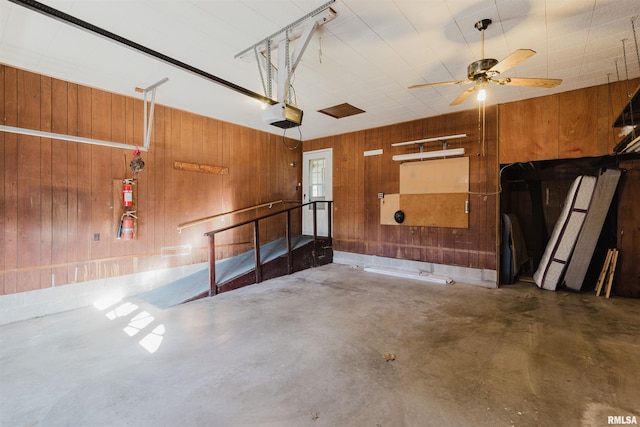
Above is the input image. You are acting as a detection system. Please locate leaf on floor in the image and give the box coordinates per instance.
[383,353,396,361]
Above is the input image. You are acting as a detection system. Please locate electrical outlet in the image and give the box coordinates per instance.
[378,193,384,199]
[93,233,100,242]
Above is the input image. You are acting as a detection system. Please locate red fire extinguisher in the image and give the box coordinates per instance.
[117,212,137,240]
[122,179,134,207]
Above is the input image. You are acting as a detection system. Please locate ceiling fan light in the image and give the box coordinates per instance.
[477,88,487,101]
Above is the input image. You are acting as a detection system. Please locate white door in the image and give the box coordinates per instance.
[302,148,333,236]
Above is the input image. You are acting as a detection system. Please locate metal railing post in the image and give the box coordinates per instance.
[312,202,318,267]
[327,201,333,245]
[286,210,293,274]
[253,220,262,283]
[312,201,318,240]
[209,234,216,296]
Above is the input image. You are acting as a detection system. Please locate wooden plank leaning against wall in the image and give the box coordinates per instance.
[0,64,302,296]
[303,105,499,272]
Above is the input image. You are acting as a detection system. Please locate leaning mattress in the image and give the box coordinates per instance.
[564,169,621,291]
[533,175,596,291]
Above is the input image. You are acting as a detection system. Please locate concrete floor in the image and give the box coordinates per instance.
[1,264,638,427]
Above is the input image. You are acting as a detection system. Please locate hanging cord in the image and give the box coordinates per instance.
[607,73,613,120]
[477,99,482,155]
[281,127,301,151]
[607,73,622,165]
[608,73,618,142]
[482,98,486,157]
[633,17,640,76]
[467,162,520,196]
[622,38,632,101]
[615,60,627,129]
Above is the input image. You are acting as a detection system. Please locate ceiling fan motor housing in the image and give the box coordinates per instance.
[467,58,498,80]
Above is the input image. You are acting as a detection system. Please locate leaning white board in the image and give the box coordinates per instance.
[564,169,621,291]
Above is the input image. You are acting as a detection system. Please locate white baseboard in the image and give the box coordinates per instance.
[333,251,497,289]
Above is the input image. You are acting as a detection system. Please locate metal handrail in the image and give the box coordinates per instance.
[178,199,301,232]
[205,201,332,296]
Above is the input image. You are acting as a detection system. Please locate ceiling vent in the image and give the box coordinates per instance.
[318,103,365,119]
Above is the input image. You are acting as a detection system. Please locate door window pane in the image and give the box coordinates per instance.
[308,158,326,210]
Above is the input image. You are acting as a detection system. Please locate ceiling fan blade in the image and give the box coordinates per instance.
[408,80,469,89]
[488,49,536,75]
[497,77,562,88]
[450,86,477,106]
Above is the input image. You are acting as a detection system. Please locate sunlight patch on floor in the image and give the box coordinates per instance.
[93,297,165,354]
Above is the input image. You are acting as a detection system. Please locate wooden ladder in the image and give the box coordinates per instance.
[595,248,619,299]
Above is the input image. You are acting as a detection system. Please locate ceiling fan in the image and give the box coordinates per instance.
[409,18,562,105]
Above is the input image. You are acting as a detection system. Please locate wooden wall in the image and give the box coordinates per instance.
[0,65,301,295]
[304,106,499,271]
[499,78,640,163]
[3,63,636,297]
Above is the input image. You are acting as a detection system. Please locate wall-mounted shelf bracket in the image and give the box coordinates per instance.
[391,133,467,161]
[136,77,168,150]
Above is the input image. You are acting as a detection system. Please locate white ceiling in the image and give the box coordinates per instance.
[1,0,639,140]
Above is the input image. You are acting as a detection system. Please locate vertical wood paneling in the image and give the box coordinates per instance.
[66,83,79,283]
[76,85,93,281]
[110,93,127,266]
[191,115,207,242]
[500,78,640,164]
[90,89,112,263]
[122,95,136,270]
[597,83,615,154]
[0,66,6,292]
[16,69,42,291]
[143,105,158,270]
[331,134,357,244]
[499,95,559,163]
[225,122,250,249]
[152,106,168,267]
[40,76,53,288]
[130,98,146,260]
[176,110,194,248]
[51,79,69,285]
[161,106,175,264]
[0,67,3,291]
[559,87,598,158]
